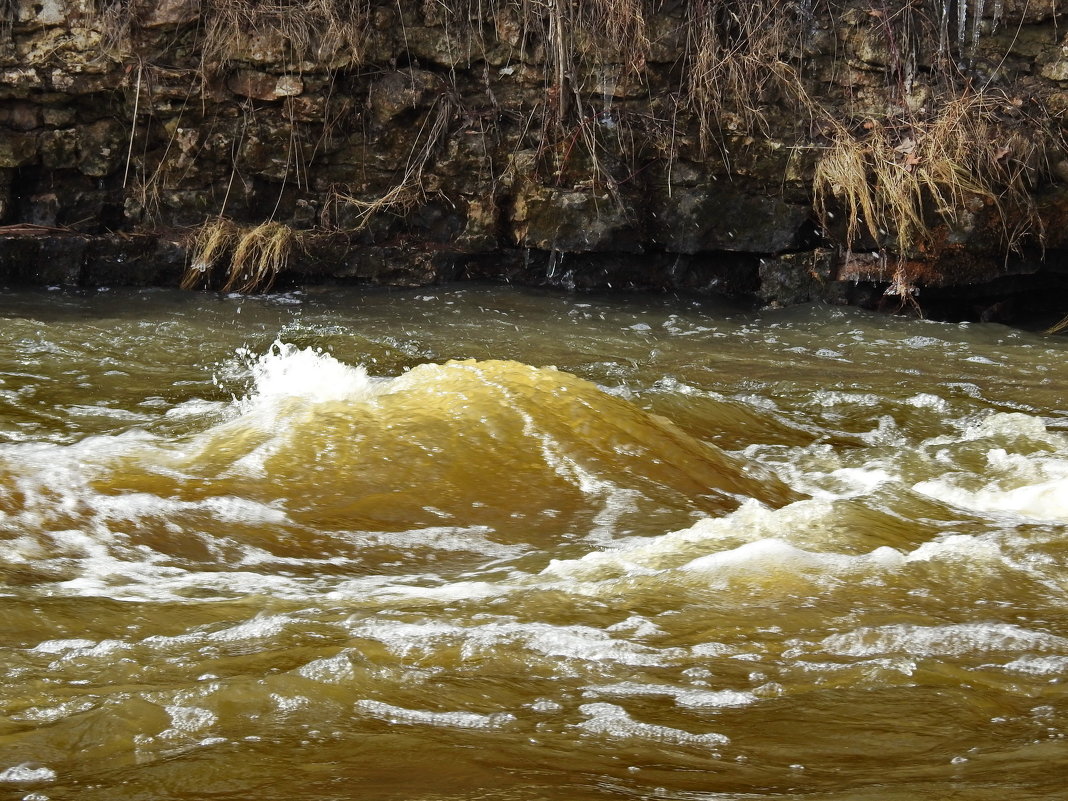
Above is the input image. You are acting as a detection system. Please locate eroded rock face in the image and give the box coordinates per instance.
[0,0,1065,316]
[511,183,643,253]
[228,70,305,101]
[651,187,809,255]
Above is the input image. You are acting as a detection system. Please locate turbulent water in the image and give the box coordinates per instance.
[1,284,1067,801]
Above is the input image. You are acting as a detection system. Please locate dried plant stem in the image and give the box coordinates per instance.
[182,219,297,293]
[334,96,455,226]
[222,222,296,293]
[1044,314,1068,335]
[812,89,1039,258]
[181,218,239,290]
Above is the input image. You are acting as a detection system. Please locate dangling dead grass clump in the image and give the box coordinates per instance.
[331,95,455,227]
[687,0,802,150]
[181,218,239,290]
[182,219,297,293]
[92,0,372,70]
[198,0,372,71]
[813,91,1041,258]
[223,222,296,293]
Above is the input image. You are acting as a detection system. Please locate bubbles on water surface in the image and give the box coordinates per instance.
[0,764,57,783]
[576,702,729,748]
[3,290,1068,799]
[355,700,515,730]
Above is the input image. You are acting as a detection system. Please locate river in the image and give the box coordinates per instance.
[1,284,1066,800]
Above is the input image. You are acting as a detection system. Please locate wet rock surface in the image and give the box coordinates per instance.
[0,0,1066,323]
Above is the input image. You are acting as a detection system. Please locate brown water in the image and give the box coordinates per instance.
[1,284,1067,801]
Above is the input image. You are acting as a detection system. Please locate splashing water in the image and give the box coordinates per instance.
[1,285,1067,801]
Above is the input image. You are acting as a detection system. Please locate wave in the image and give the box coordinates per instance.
[99,346,795,530]
[0,344,794,597]
[4,343,1066,604]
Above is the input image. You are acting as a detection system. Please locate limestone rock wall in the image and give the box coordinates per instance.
[1,0,1067,316]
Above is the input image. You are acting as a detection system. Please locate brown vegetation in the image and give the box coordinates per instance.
[82,0,1064,293]
[813,90,1047,259]
[182,220,297,293]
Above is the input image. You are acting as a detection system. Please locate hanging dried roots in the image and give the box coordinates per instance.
[182,220,297,293]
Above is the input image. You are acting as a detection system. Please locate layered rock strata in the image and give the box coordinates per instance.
[2,0,1068,320]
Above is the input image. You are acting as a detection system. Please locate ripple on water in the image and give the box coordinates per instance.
[2,287,1068,800]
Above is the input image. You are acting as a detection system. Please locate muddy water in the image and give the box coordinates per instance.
[1,284,1066,800]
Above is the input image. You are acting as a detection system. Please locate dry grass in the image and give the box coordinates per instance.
[813,130,882,249]
[884,264,922,315]
[1044,314,1068,335]
[813,91,1043,258]
[332,95,455,227]
[180,218,239,290]
[182,219,297,293]
[223,222,297,293]
[88,0,1058,275]
[577,0,650,74]
[686,0,802,150]
[198,0,371,70]
[92,0,370,69]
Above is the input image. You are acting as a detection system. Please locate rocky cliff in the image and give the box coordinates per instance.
[2,0,1067,321]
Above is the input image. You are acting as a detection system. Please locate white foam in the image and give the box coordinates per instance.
[906,393,949,411]
[539,499,909,589]
[370,580,507,603]
[675,689,758,709]
[810,390,881,407]
[792,656,918,677]
[205,614,290,643]
[43,639,129,667]
[163,705,217,735]
[682,538,904,576]
[30,638,97,655]
[355,699,514,730]
[529,698,563,712]
[240,342,378,407]
[345,620,464,658]
[904,412,1068,521]
[539,499,779,579]
[271,693,312,714]
[901,336,948,349]
[347,619,671,668]
[690,642,738,658]
[962,412,1056,442]
[163,398,227,420]
[814,348,847,361]
[465,622,672,666]
[93,492,290,527]
[0,764,56,783]
[905,533,1004,563]
[859,415,906,446]
[296,653,357,684]
[12,698,98,724]
[585,681,756,709]
[915,474,1068,522]
[1000,655,1068,675]
[576,703,729,747]
[60,404,155,424]
[348,526,521,559]
[606,616,664,638]
[819,466,896,497]
[819,622,1068,658]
